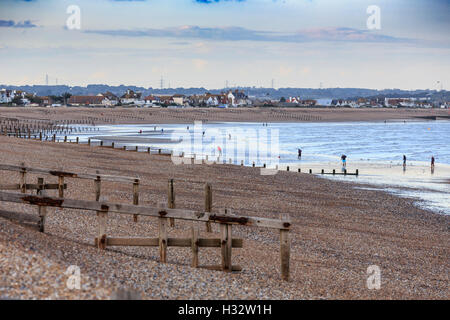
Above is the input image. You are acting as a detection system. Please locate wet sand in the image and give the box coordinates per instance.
[1,107,449,124]
[0,135,449,300]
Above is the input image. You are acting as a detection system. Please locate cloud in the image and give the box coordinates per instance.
[0,20,37,28]
[84,25,407,44]
[195,0,246,3]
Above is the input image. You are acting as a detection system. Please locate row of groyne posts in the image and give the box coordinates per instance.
[0,118,174,155]
[0,118,359,174]
[0,118,100,141]
[0,163,292,281]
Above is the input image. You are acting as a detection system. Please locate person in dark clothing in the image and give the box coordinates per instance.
[403,155,407,168]
[431,156,435,170]
[341,154,347,167]
[298,148,302,159]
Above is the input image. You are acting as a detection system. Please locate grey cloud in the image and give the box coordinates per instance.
[83,25,407,43]
[0,19,37,28]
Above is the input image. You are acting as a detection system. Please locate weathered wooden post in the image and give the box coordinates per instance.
[96,196,108,250]
[76,137,79,144]
[333,169,336,175]
[298,168,301,173]
[191,223,199,268]
[37,177,47,233]
[287,166,289,171]
[204,183,213,233]
[94,175,101,201]
[168,179,175,227]
[158,202,168,263]
[132,179,139,222]
[88,138,91,146]
[64,136,67,142]
[356,169,359,176]
[20,163,27,194]
[58,175,64,198]
[321,169,324,174]
[309,169,312,174]
[220,208,232,272]
[280,213,290,281]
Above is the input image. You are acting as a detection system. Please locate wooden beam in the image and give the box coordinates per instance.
[96,237,243,248]
[133,178,139,222]
[0,164,138,183]
[0,183,68,191]
[94,176,101,202]
[168,179,175,227]
[220,209,232,272]
[204,183,212,233]
[96,207,108,250]
[191,224,199,268]
[0,191,290,229]
[20,163,26,194]
[158,202,168,263]
[199,265,242,272]
[280,213,290,281]
[58,176,64,198]
[37,178,47,232]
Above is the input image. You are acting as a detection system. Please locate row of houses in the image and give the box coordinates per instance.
[65,89,251,108]
[2,88,448,108]
[283,96,439,108]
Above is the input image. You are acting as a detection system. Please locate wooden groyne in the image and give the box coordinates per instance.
[0,164,292,281]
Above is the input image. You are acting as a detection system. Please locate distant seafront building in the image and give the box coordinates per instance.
[120,89,143,105]
[0,89,15,103]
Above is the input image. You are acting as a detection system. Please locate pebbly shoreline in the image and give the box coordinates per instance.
[0,134,449,300]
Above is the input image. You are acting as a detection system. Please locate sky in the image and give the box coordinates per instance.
[0,0,449,90]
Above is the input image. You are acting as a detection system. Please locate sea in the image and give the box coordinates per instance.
[64,120,450,215]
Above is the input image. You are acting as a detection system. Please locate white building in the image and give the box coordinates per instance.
[0,89,15,103]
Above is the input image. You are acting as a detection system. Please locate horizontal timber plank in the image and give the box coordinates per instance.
[97,237,243,248]
[0,164,137,183]
[0,191,289,229]
[199,265,242,272]
[0,184,67,191]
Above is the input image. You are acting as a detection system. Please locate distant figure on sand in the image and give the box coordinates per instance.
[218,146,222,157]
[298,148,302,159]
[341,154,347,167]
[403,155,407,168]
[431,156,435,170]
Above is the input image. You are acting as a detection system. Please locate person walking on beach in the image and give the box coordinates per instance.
[341,154,347,168]
[298,148,302,159]
[403,155,407,168]
[431,156,435,170]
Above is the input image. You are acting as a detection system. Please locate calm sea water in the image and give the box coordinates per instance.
[66,120,450,215]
